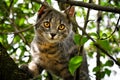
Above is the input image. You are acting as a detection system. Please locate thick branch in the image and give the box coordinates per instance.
[0,43,30,80]
[56,0,120,14]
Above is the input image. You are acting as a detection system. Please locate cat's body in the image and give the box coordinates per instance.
[20,5,89,80]
[27,6,77,80]
[30,32,76,80]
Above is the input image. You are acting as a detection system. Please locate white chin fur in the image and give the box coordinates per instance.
[44,34,61,43]
[44,34,60,43]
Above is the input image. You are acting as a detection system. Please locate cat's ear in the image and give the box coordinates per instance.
[37,5,46,19]
[65,6,75,17]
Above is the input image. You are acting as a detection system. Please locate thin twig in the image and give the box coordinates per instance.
[7,14,30,46]
[101,14,120,40]
[0,25,33,34]
[83,2,91,31]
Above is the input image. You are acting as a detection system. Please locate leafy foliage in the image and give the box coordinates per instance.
[69,56,83,75]
[74,34,88,45]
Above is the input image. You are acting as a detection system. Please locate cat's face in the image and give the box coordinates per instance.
[35,10,72,43]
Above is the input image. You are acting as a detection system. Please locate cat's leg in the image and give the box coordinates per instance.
[20,61,43,78]
[63,76,74,80]
[28,61,41,77]
[60,68,74,80]
[20,64,33,78]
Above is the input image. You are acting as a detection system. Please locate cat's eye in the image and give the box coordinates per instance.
[44,21,50,28]
[58,24,65,30]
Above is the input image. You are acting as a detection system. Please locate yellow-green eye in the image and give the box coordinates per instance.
[58,24,65,30]
[44,22,50,28]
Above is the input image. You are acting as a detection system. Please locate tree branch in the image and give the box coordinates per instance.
[56,0,120,14]
[0,43,30,80]
[0,25,33,35]
[94,43,120,66]
[96,1,102,79]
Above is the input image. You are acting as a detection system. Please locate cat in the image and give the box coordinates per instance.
[20,4,89,80]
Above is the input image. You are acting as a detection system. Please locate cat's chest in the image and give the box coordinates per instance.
[39,45,69,74]
[31,42,68,69]
[39,43,67,62]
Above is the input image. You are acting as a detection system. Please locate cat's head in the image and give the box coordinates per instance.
[35,5,75,43]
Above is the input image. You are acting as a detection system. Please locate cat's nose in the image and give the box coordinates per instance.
[50,33,56,38]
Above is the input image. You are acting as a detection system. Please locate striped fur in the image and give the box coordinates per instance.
[28,6,78,80]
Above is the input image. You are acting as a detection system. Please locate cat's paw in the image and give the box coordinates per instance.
[19,64,33,78]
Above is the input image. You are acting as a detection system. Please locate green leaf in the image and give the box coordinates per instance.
[0,36,3,43]
[88,51,94,58]
[104,60,114,67]
[19,18,25,26]
[89,32,98,38]
[74,34,81,45]
[101,33,107,39]
[69,56,83,75]
[74,34,88,45]
[104,68,111,76]
[47,0,52,4]
[100,71,106,78]
[81,36,88,45]
[101,1,109,6]
[97,40,111,51]
[117,58,120,64]
[14,35,20,43]
[93,66,100,72]
[76,11,81,17]
[34,3,40,11]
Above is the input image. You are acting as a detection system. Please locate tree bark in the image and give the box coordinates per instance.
[0,43,30,80]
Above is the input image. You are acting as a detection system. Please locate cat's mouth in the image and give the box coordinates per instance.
[44,33,61,43]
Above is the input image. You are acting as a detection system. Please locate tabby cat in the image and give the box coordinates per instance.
[20,5,88,80]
